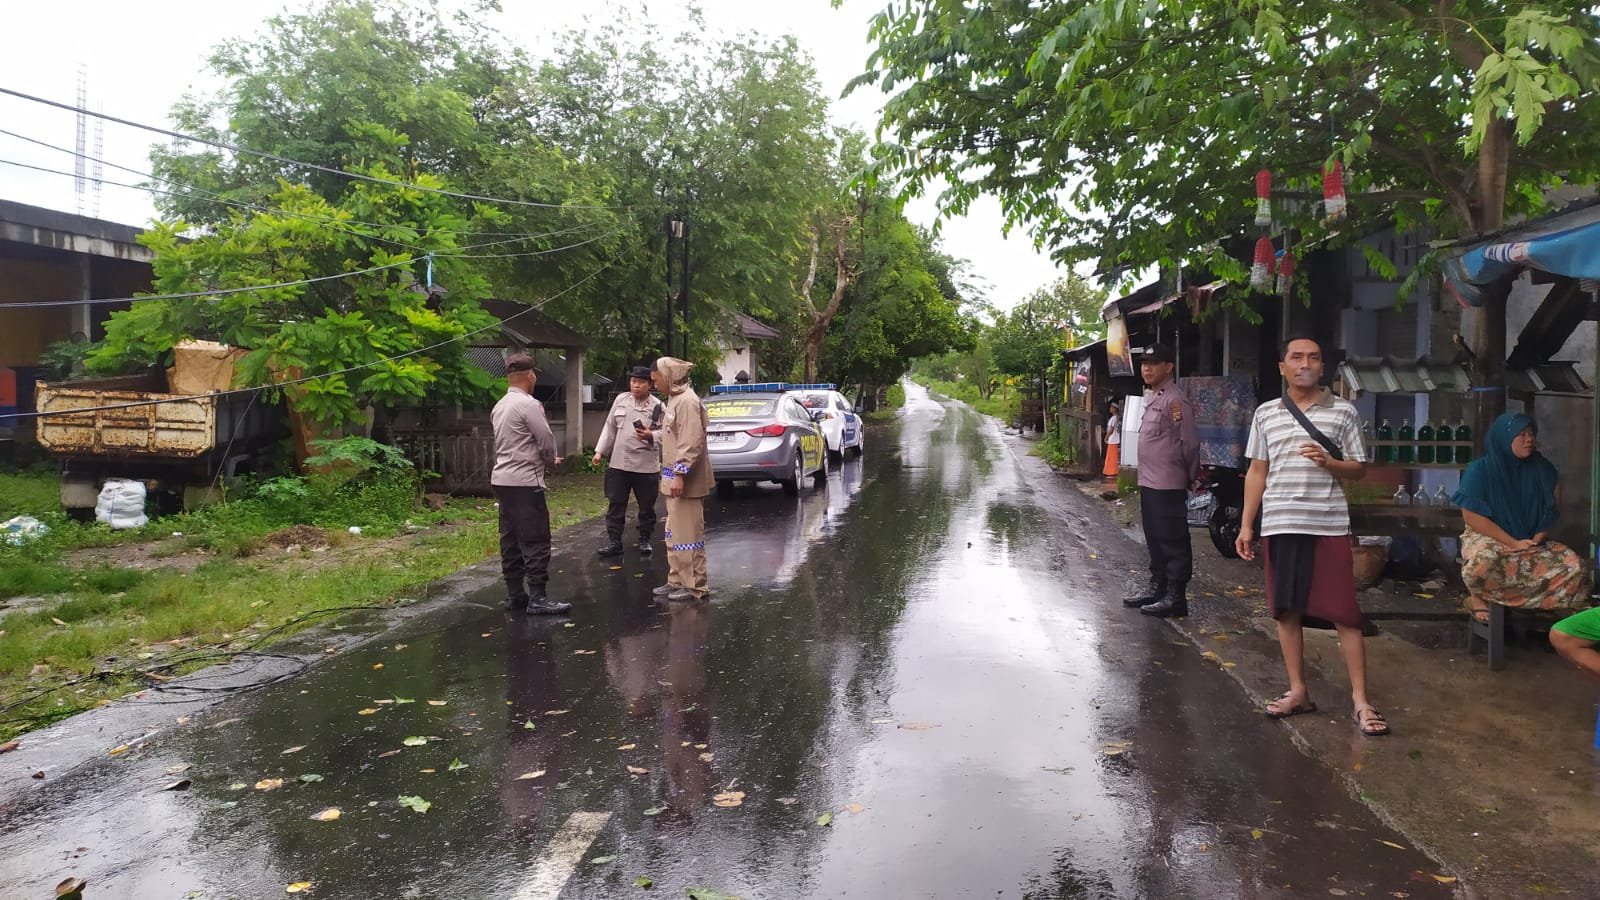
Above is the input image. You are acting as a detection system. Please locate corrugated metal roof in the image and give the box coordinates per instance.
[1338,356,1588,395]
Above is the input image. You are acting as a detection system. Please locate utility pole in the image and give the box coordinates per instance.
[662,210,691,359]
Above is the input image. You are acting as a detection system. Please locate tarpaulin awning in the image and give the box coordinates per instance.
[1442,200,1600,306]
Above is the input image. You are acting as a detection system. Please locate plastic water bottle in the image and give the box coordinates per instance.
[1412,486,1431,507]
[1392,485,1411,506]
[1433,485,1452,508]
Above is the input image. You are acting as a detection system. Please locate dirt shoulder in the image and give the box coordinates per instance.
[1005,432,1600,900]
[0,473,606,742]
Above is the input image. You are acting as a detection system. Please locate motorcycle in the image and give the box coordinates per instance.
[1188,465,1249,558]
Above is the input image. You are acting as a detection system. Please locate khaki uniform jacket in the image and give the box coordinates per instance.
[660,389,714,498]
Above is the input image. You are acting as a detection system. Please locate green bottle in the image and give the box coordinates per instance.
[1397,418,1415,464]
[1376,418,1394,463]
[1417,421,1435,464]
[1454,421,1473,464]
[1436,420,1454,465]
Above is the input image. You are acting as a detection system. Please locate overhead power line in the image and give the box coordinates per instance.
[0,84,628,212]
[9,259,618,420]
[0,228,623,309]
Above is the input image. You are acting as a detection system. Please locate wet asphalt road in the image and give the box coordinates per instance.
[0,384,1456,899]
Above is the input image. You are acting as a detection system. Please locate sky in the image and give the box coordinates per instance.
[0,0,1064,309]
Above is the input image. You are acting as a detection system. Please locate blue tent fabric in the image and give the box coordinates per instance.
[1443,204,1600,306]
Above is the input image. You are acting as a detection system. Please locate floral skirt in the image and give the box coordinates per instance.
[1459,529,1589,611]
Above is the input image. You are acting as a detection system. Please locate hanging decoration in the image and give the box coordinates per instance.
[1250,236,1275,292]
[1254,169,1273,227]
[1323,159,1347,223]
[1276,249,1297,296]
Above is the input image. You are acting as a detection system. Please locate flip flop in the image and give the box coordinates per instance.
[1265,692,1317,719]
[1467,600,1492,624]
[1354,704,1391,737]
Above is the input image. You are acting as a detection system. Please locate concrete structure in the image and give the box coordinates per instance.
[713,313,779,384]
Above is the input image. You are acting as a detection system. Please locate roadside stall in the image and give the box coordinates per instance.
[1435,199,1600,668]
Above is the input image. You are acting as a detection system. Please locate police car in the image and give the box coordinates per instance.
[705,382,830,496]
[791,387,865,460]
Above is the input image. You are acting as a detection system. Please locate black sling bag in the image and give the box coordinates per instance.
[1281,398,1344,461]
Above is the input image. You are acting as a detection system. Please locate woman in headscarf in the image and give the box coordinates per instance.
[650,357,714,601]
[1453,411,1589,623]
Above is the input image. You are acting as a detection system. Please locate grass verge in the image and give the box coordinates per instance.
[0,470,606,740]
[913,377,1019,422]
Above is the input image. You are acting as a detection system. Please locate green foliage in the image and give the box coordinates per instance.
[38,340,93,382]
[856,1,1600,291]
[988,276,1104,379]
[885,382,907,410]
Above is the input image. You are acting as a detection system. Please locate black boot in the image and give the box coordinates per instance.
[525,589,573,616]
[504,593,529,612]
[637,539,653,557]
[1140,586,1188,619]
[596,540,625,558]
[1122,578,1166,608]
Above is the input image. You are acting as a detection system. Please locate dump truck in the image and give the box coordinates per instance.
[35,371,283,517]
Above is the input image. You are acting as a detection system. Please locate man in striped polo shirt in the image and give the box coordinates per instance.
[1236,335,1389,737]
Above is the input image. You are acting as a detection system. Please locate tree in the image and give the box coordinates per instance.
[987,276,1105,379]
[88,174,499,435]
[855,1,1600,423]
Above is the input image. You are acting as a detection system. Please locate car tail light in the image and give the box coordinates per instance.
[746,424,785,437]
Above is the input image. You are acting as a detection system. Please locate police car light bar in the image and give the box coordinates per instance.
[708,382,837,395]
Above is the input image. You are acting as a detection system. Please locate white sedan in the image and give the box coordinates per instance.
[793,389,866,460]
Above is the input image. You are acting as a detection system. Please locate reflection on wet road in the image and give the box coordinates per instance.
[0,384,1452,898]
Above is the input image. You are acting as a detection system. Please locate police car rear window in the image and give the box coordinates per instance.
[797,395,829,408]
[706,398,775,419]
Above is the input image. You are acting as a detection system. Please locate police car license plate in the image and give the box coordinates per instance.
[708,432,735,444]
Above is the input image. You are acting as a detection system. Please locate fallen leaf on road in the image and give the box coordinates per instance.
[282,745,306,755]
[545,709,569,716]
[844,803,866,814]
[427,700,447,707]
[634,875,655,888]
[420,768,436,774]
[300,774,323,783]
[523,720,537,730]
[699,752,715,763]
[685,887,740,900]
[31,770,45,779]
[394,643,407,651]
[1250,828,1264,840]
[1430,875,1457,884]
[358,708,379,716]
[869,718,894,725]
[627,765,650,775]
[228,782,248,791]
[712,791,745,808]
[0,740,19,753]
[397,795,431,814]
[378,750,402,758]
[255,778,285,791]
[108,744,130,756]
[694,743,708,750]
[897,722,940,731]
[1329,890,1348,897]
[403,736,428,746]
[372,663,384,670]
[1223,662,1238,669]
[775,797,797,806]
[609,566,623,571]
[1414,593,1435,600]
[816,812,833,827]
[448,758,468,772]
[1378,840,1406,850]
[374,699,395,705]
[55,877,87,899]
[642,805,666,815]
[162,779,192,792]
[51,617,67,626]
[514,770,546,780]
[393,696,415,705]
[284,882,312,893]
[166,763,191,774]
[617,743,637,751]
[574,649,597,655]
[311,807,341,822]
[588,855,616,865]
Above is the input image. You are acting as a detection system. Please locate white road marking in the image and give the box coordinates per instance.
[508,811,613,900]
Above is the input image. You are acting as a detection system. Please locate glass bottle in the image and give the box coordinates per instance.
[1436,420,1454,465]
[1376,418,1394,463]
[1433,484,1452,508]
[1392,484,1411,506]
[1454,421,1473,464]
[1412,486,1431,507]
[1397,418,1415,464]
[1417,421,1435,464]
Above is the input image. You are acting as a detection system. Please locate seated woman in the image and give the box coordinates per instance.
[1453,412,1589,622]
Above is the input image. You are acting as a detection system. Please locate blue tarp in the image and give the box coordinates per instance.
[1443,203,1600,306]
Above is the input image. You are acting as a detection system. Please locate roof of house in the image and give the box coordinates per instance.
[478,299,588,348]
[736,312,780,341]
[0,198,153,262]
